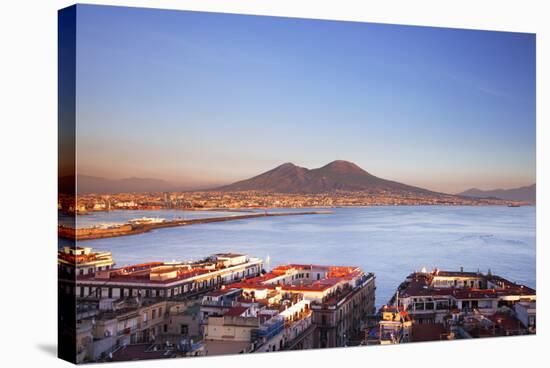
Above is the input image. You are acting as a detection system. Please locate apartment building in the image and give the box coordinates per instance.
[73,253,263,301]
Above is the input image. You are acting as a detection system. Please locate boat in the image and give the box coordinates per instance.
[128,217,167,225]
[507,203,521,208]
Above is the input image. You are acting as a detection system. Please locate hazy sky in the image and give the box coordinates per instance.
[75,5,535,193]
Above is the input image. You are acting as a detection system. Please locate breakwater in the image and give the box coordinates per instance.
[59,211,331,241]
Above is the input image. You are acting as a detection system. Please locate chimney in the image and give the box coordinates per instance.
[460,266,464,273]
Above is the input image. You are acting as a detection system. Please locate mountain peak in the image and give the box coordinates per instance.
[276,162,297,169]
[327,160,354,165]
[320,160,366,174]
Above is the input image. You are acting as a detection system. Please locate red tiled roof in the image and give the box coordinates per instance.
[399,271,536,299]
[224,306,249,317]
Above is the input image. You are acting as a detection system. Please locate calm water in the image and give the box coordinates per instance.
[64,206,536,306]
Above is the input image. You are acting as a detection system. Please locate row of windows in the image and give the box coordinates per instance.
[144,306,163,322]
[77,265,111,275]
[77,265,260,299]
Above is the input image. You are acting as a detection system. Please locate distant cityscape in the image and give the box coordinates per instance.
[59,247,536,362]
[59,189,527,216]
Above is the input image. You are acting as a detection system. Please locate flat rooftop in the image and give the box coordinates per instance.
[398,269,535,299]
[77,254,258,285]
[110,344,176,361]
[412,323,448,342]
[214,253,245,258]
[228,264,369,295]
[203,340,251,355]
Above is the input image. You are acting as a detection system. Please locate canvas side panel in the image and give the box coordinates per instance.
[58,4,77,364]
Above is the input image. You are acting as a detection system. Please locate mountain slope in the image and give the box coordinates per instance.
[458,184,536,203]
[214,160,437,194]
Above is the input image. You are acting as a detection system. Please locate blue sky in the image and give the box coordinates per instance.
[75,5,535,193]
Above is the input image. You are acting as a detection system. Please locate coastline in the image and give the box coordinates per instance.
[59,210,332,241]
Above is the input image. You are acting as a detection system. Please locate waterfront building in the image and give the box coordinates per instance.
[74,253,263,301]
[367,268,536,344]
[393,268,536,324]
[58,246,114,276]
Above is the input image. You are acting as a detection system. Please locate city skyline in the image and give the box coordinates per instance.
[75,5,535,193]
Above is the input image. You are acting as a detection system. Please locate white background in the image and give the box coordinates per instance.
[0,0,547,367]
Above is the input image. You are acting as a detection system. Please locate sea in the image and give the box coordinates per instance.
[59,206,536,307]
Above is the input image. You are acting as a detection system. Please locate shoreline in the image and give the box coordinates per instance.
[65,202,534,216]
[59,210,332,241]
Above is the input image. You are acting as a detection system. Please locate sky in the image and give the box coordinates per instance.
[74,5,536,193]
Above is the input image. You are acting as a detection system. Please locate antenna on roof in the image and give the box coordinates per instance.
[396,291,399,307]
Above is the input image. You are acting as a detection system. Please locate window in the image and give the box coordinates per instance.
[181,324,188,335]
[163,324,168,333]
[152,309,156,319]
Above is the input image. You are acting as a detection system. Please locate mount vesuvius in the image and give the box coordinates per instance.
[214,160,437,194]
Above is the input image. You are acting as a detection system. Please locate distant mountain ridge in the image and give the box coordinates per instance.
[458,184,536,203]
[214,160,438,194]
[60,175,183,194]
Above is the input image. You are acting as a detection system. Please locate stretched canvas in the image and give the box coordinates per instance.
[58,4,536,364]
